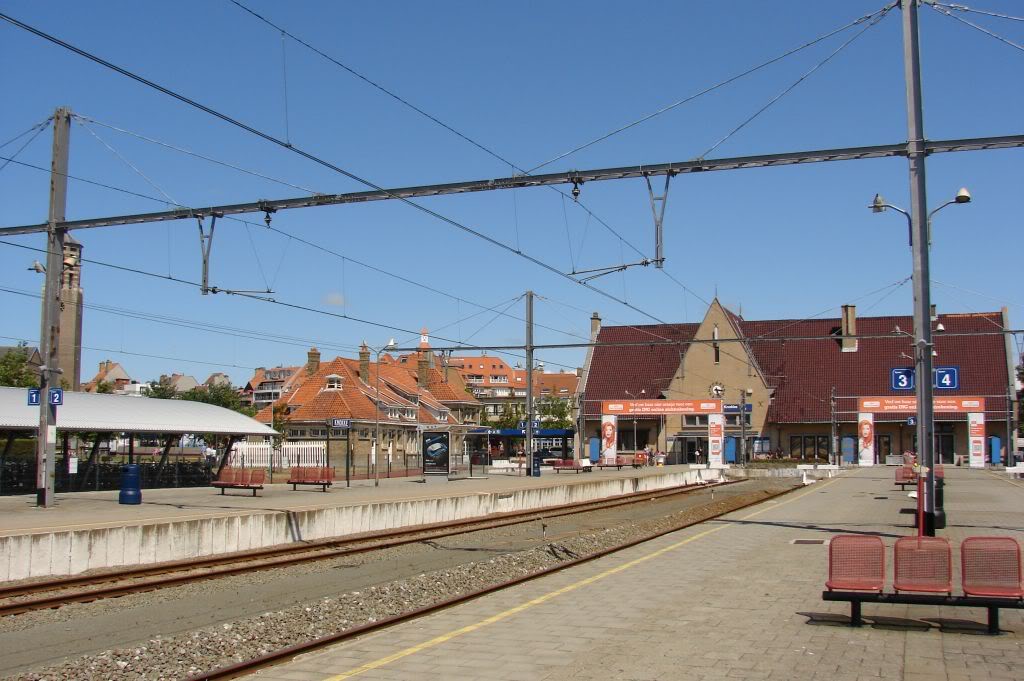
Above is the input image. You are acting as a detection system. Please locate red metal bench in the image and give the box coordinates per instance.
[894,465,918,490]
[211,468,266,496]
[596,456,630,470]
[552,459,591,474]
[287,466,334,491]
[823,535,1024,634]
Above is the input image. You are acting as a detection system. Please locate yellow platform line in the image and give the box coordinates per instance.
[323,478,835,680]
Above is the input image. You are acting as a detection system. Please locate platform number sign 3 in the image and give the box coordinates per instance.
[891,368,915,391]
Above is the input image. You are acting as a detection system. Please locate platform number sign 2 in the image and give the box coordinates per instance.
[891,368,915,391]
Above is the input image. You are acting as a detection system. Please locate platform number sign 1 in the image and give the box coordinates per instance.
[891,368,915,391]
[933,367,959,390]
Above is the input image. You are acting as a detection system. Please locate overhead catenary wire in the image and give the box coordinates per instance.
[0,119,50,175]
[0,11,667,324]
[930,2,1024,23]
[929,2,1024,51]
[226,0,650,262]
[525,1,899,173]
[700,5,893,159]
[0,117,51,150]
[76,118,180,207]
[0,149,591,344]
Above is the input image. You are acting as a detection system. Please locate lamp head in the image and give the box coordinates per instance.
[28,260,45,273]
[871,194,886,213]
[954,187,971,204]
[386,338,396,350]
[935,322,945,332]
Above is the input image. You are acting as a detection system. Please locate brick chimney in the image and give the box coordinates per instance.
[418,352,429,388]
[359,342,370,382]
[840,305,857,353]
[590,312,601,339]
[306,346,321,375]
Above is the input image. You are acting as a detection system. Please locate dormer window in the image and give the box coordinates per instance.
[325,374,342,390]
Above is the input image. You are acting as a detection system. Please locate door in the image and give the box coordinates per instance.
[876,435,892,462]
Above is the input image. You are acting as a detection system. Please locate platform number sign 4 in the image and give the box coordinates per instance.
[933,367,959,390]
[891,368,915,391]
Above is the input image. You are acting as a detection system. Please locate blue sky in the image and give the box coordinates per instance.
[1,1,1021,387]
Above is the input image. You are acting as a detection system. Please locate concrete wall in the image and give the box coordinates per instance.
[0,469,722,581]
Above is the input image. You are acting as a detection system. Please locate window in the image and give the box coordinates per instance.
[493,388,510,397]
[325,374,342,390]
[514,389,526,397]
[684,415,709,427]
[490,375,508,383]
[713,325,720,364]
[725,414,752,427]
[290,429,307,438]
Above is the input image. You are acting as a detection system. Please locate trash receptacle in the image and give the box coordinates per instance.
[531,452,542,477]
[655,453,666,467]
[119,464,142,505]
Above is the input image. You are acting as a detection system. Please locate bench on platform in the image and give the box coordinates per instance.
[1005,465,1024,479]
[596,456,630,470]
[288,466,335,491]
[823,535,1024,634]
[552,459,591,474]
[894,466,918,490]
[211,468,266,496]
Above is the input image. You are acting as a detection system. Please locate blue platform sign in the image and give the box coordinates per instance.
[934,366,959,390]
[48,388,63,406]
[891,368,915,391]
[907,416,917,426]
[723,403,753,413]
[27,388,40,406]
[330,418,350,429]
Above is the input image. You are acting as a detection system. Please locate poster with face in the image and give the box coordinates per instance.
[968,412,985,468]
[708,412,725,467]
[857,413,875,466]
[600,415,617,464]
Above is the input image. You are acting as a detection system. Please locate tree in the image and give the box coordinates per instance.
[182,383,255,416]
[0,344,38,388]
[95,380,114,394]
[142,377,179,400]
[494,403,523,430]
[537,396,573,429]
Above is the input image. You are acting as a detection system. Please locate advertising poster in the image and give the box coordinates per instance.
[422,431,450,475]
[600,414,617,464]
[707,413,725,467]
[857,412,875,466]
[968,412,985,469]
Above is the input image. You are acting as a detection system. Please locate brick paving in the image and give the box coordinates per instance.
[254,467,1024,680]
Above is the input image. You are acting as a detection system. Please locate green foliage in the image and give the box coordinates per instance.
[182,382,255,416]
[494,403,523,430]
[0,344,38,388]
[142,377,179,400]
[95,380,114,394]
[537,396,573,429]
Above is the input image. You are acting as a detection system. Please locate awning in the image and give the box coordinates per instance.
[0,387,277,436]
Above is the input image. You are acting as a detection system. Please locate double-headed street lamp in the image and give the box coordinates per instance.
[870,187,971,535]
[372,339,397,488]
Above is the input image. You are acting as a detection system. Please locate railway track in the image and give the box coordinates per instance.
[184,481,801,681]
[0,478,736,618]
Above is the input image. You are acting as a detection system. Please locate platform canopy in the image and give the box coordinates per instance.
[0,387,276,436]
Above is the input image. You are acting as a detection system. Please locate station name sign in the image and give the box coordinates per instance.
[602,399,722,415]
[858,396,985,413]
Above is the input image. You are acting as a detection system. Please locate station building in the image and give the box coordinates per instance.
[578,300,1017,465]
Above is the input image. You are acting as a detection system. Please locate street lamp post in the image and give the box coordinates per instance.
[624,389,645,456]
[372,339,397,488]
[870,188,971,535]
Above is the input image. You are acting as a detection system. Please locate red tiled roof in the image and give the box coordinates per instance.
[585,312,1009,423]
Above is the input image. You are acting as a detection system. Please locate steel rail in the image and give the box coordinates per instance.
[0,478,734,616]
[1,134,1021,236]
[183,481,802,681]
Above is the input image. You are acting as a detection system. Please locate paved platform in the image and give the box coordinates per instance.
[257,466,1024,681]
[0,465,695,537]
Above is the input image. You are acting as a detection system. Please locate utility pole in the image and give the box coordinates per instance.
[739,390,747,466]
[830,386,838,467]
[36,107,71,508]
[901,0,938,535]
[525,291,534,476]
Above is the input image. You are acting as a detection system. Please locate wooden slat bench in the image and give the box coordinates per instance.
[288,466,335,491]
[894,465,918,490]
[595,456,630,471]
[211,468,266,496]
[823,534,1024,634]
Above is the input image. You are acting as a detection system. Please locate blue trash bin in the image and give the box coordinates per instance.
[119,464,142,505]
[532,452,542,477]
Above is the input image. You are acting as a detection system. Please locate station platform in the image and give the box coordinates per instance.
[259,467,1024,681]
[0,464,724,581]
